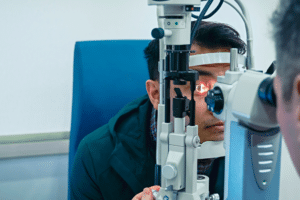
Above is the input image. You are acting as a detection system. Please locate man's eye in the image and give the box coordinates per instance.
[195,82,210,95]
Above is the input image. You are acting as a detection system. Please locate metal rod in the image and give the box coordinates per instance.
[230,48,239,71]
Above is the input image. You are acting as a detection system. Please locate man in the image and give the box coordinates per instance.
[70,21,246,200]
[272,0,300,177]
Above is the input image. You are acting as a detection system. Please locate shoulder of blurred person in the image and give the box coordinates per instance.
[70,94,156,200]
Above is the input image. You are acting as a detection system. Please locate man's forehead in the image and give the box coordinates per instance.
[190,45,230,55]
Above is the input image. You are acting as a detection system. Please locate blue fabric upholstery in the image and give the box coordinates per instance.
[68,40,151,199]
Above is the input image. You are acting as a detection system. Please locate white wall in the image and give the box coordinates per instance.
[0,0,157,136]
[0,0,299,199]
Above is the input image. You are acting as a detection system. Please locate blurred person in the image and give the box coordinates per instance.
[272,0,300,176]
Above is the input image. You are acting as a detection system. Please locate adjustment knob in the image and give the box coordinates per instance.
[162,164,177,180]
[205,86,224,114]
[151,28,165,39]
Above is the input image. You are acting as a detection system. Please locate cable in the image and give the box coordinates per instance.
[232,0,254,69]
[190,0,214,46]
[191,14,199,19]
[224,1,248,34]
[192,0,225,19]
[204,0,225,19]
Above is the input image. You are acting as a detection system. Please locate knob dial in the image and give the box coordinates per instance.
[162,164,177,180]
[151,28,165,39]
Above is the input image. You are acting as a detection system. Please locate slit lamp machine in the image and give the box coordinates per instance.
[147,0,281,199]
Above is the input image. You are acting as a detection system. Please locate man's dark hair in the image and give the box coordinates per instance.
[144,21,247,81]
[272,0,300,103]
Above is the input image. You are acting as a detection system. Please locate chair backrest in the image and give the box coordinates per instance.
[68,40,151,198]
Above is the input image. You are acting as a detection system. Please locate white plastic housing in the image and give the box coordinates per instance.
[189,53,246,71]
[231,70,278,130]
[163,5,191,45]
[197,141,225,159]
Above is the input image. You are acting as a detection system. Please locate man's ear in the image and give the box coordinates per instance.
[146,80,159,110]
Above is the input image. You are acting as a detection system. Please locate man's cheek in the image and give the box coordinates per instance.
[195,97,207,108]
[275,93,285,129]
[195,100,207,114]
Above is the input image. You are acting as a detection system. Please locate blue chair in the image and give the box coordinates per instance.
[68,40,151,199]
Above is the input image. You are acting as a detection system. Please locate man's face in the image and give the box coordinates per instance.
[169,44,230,143]
[274,75,300,176]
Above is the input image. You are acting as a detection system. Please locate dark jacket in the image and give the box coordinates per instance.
[70,95,225,200]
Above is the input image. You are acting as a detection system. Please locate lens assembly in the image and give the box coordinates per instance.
[258,77,276,107]
[205,86,224,114]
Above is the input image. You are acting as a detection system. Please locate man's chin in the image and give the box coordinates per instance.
[212,133,224,141]
[200,126,224,143]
